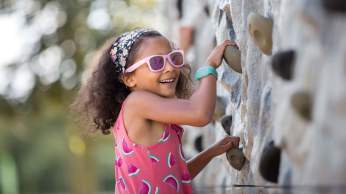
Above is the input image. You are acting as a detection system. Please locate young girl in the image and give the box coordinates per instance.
[74,28,240,193]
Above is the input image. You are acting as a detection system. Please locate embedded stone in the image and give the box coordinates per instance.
[291,91,313,121]
[226,147,246,171]
[220,115,232,135]
[259,141,281,183]
[247,12,273,55]
[322,0,346,13]
[271,50,296,80]
[223,45,242,73]
[223,4,232,21]
[213,97,226,120]
[194,135,203,152]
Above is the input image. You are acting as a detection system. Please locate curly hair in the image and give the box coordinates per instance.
[72,30,192,135]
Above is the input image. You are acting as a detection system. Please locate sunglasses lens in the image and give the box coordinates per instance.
[170,52,184,67]
[149,56,164,71]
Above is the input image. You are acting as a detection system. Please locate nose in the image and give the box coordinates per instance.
[163,57,175,73]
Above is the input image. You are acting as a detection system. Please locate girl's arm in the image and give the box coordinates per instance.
[187,146,214,178]
[187,136,240,178]
[127,40,236,127]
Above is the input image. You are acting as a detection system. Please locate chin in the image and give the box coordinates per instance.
[161,91,176,98]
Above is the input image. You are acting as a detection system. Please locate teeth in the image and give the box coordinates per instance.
[160,79,174,83]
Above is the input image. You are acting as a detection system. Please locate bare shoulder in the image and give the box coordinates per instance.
[126,90,185,111]
[122,92,149,131]
[125,90,163,108]
[124,90,163,118]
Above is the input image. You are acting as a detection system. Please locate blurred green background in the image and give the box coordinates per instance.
[0,0,158,193]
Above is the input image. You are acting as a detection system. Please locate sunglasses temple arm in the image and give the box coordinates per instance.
[124,58,147,73]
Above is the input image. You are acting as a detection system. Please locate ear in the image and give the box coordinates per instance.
[120,74,136,88]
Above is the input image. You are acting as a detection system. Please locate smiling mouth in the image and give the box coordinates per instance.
[159,78,176,84]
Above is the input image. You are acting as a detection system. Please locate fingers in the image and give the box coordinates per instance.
[220,136,240,148]
[222,39,237,46]
[222,40,239,51]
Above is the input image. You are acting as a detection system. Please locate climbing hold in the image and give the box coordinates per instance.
[220,115,232,135]
[226,147,246,171]
[271,50,296,80]
[223,45,242,73]
[259,141,281,183]
[194,135,203,153]
[291,91,313,121]
[223,4,232,21]
[213,97,226,120]
[322,0,346,13]
[247,12,273,55]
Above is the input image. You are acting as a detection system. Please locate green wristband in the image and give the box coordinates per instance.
[194,66,218,81]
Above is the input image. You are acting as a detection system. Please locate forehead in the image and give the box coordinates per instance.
[135,36,172,59]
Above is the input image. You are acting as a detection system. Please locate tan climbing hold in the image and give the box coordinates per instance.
[291,91,313,121]
[223,4,232,21]
[213,97,226,121]
[247,12,273,55]
[226,147,246,171]
[223,45,242,73]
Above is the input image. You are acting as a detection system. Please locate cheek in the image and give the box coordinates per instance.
[135,68,161,83]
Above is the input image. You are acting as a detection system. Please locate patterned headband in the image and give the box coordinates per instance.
[110,28,153,73]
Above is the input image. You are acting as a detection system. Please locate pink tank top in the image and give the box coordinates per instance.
[112,99,193,194]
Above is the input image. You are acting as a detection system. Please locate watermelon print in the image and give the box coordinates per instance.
[167,152,176,168]
[139,179,152,194]
[159,129,170,143]
[148,154,160,163]
[154,186,159,194]
[115,155,122,167]
[181,171,192,184]
[178,144,186,162]
[128,163,140,177]
[113,103,193,193]
[121,136,134,156]
[117,176,126,191]
[163,174,180,192]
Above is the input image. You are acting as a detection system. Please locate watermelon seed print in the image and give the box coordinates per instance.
[167,152,176,168]
[121,136,134,156]
[139,179,152,194]
[163,174,180,192]
[128,163,140,177]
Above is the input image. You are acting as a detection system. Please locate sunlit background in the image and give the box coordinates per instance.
[0,0,161,193]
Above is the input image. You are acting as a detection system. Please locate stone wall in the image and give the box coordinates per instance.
[187,0,346,193]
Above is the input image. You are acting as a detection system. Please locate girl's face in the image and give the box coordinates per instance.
[125,36,181,98]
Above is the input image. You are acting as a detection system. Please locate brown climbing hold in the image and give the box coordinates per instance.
[247,12,273,55]
[223,45,242,73]
[221,115,232,135]
[271,50,296,80]
[291,91,313,121]
[259,141,281,183]
[322,0,346,13]
[226,147,246,171]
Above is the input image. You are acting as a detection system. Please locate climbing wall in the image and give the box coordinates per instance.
[191,0,346,193]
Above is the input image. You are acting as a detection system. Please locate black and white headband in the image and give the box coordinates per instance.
[110,28,153,73]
